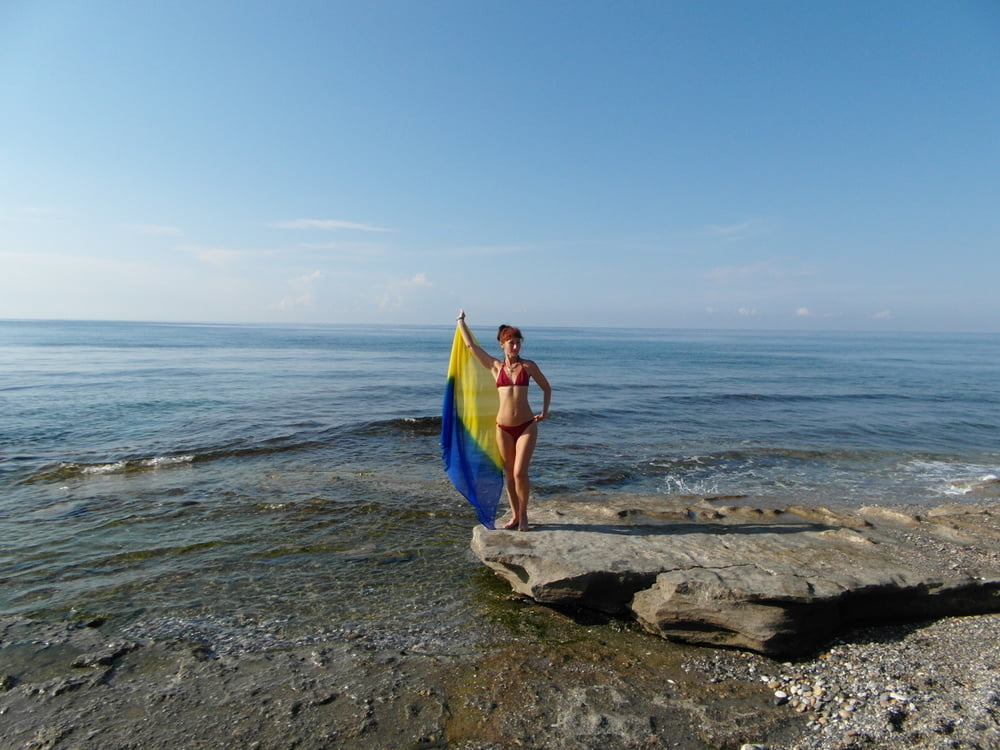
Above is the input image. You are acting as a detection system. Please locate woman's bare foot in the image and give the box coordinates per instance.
[501,519,519,530]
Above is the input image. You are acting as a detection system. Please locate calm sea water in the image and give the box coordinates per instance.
[2,320,998,647]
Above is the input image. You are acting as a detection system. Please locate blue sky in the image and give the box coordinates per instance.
[2,1,998,331]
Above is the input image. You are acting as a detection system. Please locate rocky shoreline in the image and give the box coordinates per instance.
[692,613,1000,749]
[3,499,1000,749]
[473,495,1000,657]
[2,609,999,749]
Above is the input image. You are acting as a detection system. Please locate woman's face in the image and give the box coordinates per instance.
[501,337,522,359]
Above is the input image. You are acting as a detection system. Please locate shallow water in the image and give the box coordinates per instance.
[2,320,998,646]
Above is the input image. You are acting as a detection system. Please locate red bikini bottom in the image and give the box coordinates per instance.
[497,419,535,440]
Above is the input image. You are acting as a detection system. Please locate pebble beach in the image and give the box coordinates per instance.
[2,563,1000,749]
[695,613,1000,750]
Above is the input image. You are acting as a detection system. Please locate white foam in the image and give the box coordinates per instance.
[141,455,195,468]
[902,459,1000,496]
[81,460,127,475]
[76,455,195,477]
[661,475,720,495]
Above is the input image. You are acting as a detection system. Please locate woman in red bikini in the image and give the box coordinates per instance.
[457,310,551,531]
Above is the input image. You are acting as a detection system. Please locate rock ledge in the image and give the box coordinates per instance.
[470,494,1000,656]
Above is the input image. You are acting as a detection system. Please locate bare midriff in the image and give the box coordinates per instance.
[496,383,535,427]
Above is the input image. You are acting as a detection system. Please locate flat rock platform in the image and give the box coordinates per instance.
[471,494,1000,657]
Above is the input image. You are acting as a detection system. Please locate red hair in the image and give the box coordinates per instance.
[497,324,523,343]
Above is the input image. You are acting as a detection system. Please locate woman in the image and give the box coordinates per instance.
[457,310,551,531]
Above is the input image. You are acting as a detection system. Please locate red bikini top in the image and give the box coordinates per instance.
[496,363,529,387]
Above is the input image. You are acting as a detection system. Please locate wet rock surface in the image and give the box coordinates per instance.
[4,498,1000,750]
[0,611,797,750]
[472,495,1000,656]
[3,606,1000,749]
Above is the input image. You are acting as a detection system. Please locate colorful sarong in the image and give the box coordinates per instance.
[441,325,503,528]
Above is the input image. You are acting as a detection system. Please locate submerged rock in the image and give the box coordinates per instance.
[471,494,1000,657]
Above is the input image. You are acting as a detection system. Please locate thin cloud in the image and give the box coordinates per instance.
[0,205,72,223]
[273,270,323,312]
[125,224,183,236]
[439,244,525,258]
[707,221,756,237]
[796,307,838,319]
[271,219,391,233]
[872,310,893,320]
[377,272,433,310]
[704,218,777,241]
[299,241,386,257]
[183,245,277,268]
[702,259,813,283]
[297,269,322,283]
[399,272,430,288]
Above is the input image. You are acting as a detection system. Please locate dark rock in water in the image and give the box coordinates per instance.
[71,641,139,668]
[471,494,1000,657]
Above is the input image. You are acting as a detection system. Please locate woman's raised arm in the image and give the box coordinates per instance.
[456,310,497,370]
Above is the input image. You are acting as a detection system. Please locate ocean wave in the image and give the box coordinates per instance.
[18,415,444,486]
[561,446,969,504]
[645,447,871,470]
[24,454,196,483]
[356,415,441,437]
[945,474,1000,496]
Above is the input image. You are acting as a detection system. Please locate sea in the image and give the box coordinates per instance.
[2,319,998,651]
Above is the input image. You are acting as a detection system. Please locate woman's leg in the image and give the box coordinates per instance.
[496,423,538,530]
[496,426,519,528]
[512,425,538,530]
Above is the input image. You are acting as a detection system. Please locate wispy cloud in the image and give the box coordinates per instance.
[738,306,758,317]
[704,218,777,241]
[377,272,433,310]
[299,241,386,257]
[702,259,811,283]
[796,306,838,319]
[872,309,893,320]
[439,244,525,257]
[707,221,756,237]
[273,270,323,311]
[297,269,323,283]
[182,245,277,268]
[0,205,73,223]
[271,219,391,233]
[124,224,183,236]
